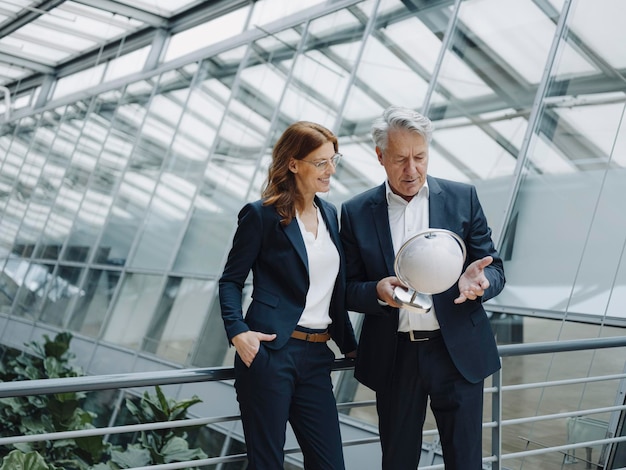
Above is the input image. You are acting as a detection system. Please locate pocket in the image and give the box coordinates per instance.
[248,343,269,371]
[470,308,487,326]
[252,287,279,308]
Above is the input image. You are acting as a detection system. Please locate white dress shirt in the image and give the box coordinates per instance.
[386,180,440,332]
[295,206,338,329]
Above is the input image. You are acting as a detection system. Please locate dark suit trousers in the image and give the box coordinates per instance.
[376,334,484,470]
[234,333,345,470]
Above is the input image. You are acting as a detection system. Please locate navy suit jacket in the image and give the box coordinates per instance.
[219,196,357,354]
[340,176,505,391]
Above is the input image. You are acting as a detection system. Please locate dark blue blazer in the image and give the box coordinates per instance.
[340,176,505,391]
[219,196,357,354]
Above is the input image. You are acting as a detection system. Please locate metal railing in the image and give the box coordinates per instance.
[488,336,626,470]
[1,337,626,469]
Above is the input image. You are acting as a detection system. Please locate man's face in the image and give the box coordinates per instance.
[377,128,429,202]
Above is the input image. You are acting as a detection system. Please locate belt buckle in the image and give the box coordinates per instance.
[409,331,429,342]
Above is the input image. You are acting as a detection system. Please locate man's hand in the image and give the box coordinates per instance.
[454,256,493,304]
[377,276,405,308]
[232,330,277,367]
[344,350,357,359]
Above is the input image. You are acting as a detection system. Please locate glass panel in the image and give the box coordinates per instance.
[345,0,438,118]
[32,104,90,260]
[67,268,122,339]
[38,265,84,327]
[9,261,55,319]
[458,1,563,85]
[0,257,22,315]
[129,172,195,269]
[172,48,249,275]
[336,0,446,204]
[96,81,155,266]
[129,69,194,270]
[175,23,306,273]
[113,0,199,16]
[0,121,33,254]
[422,0,557,239]
[492,1,626,325]
[61,91,129,263]
[11,118,55,260]
[190,287,236,368]
[104,47,150,83]
[249,0,326,26]
[2,1,143,67]
[53,65,106,100]
[89,344,135,374]
[142,277,215,364]
[568,0,626,70]
[168,65,220,164]
[102,273,163,350]
[173,202,235,276]
[164,8,250,62]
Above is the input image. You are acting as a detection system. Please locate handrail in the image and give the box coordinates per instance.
[497,335,626,356]
[1,337,622,398]
[0,338,625,469]
[0,357,356,398]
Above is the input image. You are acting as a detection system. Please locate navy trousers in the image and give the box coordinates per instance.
[376,334,485,470]
[234,330,345,470]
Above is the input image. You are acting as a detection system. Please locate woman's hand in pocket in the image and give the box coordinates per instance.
[232,331,277,367]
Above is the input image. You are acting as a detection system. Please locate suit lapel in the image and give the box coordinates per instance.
[282,215,308,271]
[316,197,339,247]
[427,176,447,229]
[371,184,396,275]
[317,199,345,279]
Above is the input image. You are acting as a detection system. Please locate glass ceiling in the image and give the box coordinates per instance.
[0,0,625,344]
[1,0,625,259]
[1,1,624,159]
[0,0,192,80]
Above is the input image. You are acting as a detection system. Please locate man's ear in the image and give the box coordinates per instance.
[376,147,384,165]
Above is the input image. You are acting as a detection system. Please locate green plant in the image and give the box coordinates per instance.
[114,385,207,468]
[0,449,52,470]
[0,332,108,468]
[0,333,207,469]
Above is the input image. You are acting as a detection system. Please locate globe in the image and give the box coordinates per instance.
[393,229,467,311]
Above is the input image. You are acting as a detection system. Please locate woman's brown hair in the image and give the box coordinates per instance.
[262,121,338,225]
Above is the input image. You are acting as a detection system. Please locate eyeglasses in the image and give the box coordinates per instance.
[300,153,342,170]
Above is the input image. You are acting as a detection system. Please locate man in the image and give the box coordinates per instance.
[340,106,505,469]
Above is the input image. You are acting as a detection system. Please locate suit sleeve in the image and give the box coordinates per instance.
[219,203,262,342]
[467,186,505,301]
[340,203,393,316]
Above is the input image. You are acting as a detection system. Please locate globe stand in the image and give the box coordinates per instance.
[393,229,467,314]
[392,287,433,314]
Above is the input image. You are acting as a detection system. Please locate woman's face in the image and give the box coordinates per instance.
[290,141,337,197]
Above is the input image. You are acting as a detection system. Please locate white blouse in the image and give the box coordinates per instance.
[295,207,338,329]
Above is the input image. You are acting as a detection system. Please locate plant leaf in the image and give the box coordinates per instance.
[110,446,151,468]
[162,437,207,463]
[0,449,50,470]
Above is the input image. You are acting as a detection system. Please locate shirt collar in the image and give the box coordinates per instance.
[385,179,429,205]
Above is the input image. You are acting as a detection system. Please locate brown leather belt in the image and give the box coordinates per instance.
[397,330,441,342]
[290,330,330,343]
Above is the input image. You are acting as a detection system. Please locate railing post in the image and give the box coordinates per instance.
[491,368,502,470]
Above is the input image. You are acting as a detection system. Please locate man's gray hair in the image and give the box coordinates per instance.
[371,106,434,152]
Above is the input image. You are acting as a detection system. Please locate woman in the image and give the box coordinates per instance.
[219,121,358,470]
